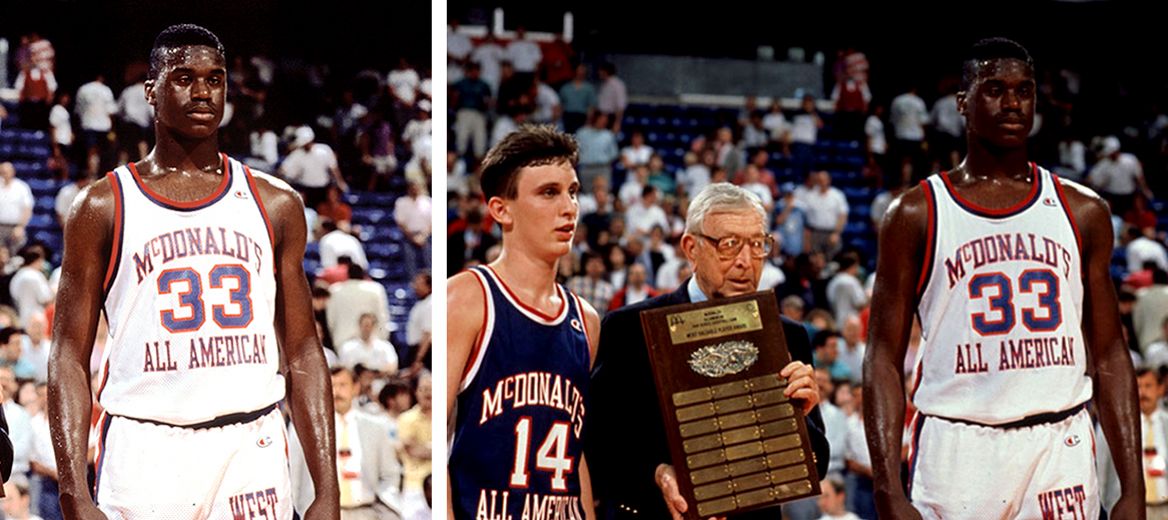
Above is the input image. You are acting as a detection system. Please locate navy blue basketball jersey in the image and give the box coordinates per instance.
[450,265,592,520]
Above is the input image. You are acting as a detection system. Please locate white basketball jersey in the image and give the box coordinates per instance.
[100,154,285,425]
[912,164,1091,425]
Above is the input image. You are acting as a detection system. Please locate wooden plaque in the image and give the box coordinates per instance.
[640,290,820,519]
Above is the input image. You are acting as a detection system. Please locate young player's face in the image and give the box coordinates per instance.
[682,209,766,298]
[497,162,580,260]
[959,58,1035,150]
[147,45,227,139]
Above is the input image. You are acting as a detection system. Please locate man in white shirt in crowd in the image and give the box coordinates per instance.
[889,85,928,173]
[1126,227,1168,274]
[8,246,52,328]
[837,316,866,386]
[447,19,473,84]
[0,162,33,255]
[117,75,154,162]
[826,251,868,326]
[75,73,117,170]
[54,172,94,228]
[339,314,398,375]
[279,125,347,208]
[404,272,432,376]
[319,219,368,270]
[817,476,862,520]
[1088,136,1153,216]
[0,366,31,489]
[470,33,506,95]
[394,181,432,278]
[797,170,849,258]
[597,62,627,133]
[505,26,541,83]
[327,264,390,347]
[20,312,50,383]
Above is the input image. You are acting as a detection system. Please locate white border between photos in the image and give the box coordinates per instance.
[430,0,449,517]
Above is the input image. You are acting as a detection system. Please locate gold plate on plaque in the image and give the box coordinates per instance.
[679,418,720,438]
[735,488,776,508]
[686,449,727,469]
[676,402,717,422]
[768,465,809,485]
[720,425,762,445]
[667,299,763,345]
[690,465,730,485]
[683,433,723,454]
[762,434,801,453]
[766,449,806,468]
[696,496,737,517]
[756,404,795,422]
[673,387,713,406]
[713,395,753,414]
[725,442,765,461]
[760,419,798,438]
[728,457,768,477]
[694,481,734,501]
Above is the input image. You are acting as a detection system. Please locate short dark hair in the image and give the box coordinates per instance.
[836,251,861,272]
[378,377,412,407]
[479,125,578,200]
[961,37,1033,91]
[150,24,225,80]
[0,327,25,345]
[330,366,355,381]
[812,330,840,349]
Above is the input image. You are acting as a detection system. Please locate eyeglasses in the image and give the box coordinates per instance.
[694,233,774,259]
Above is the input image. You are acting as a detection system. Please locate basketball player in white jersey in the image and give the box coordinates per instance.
[864,38,1144,519]
[447,125,600,520]
[48,25,338,519]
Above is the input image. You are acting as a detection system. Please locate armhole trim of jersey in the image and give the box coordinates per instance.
[570,291,592,355]
[1050,173,1083,255]
[460,268,495,393]
[102,171,124,296]
[92,410,113,500]
[242,163,277,253]
[914,179,938,301]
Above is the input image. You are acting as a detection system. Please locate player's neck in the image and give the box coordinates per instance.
[956,142,1030,182]
[143,129,223,175]
[489,250,562,304]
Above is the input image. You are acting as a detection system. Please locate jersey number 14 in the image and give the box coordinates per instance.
[509,418,574,491]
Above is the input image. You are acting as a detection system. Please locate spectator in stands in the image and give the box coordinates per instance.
[405,272,432,376]
[837,316,867,386]
[47,92,74,179]
[645,154,675,197]
[15,63,55,132]
[20,312,49,384]
[447,19,473,84]
[395,180,432,279]
[0,162,34,256]
[1125,226,1168,274]
[1135,269,1168,353]
[542,34,577,87]
[831,65,871,142]
[735,149,780,198]
[2,481,39,520]
[817,475,861,520]
[280,125,347,208]
[0,366,30,488]
[567,252,615,318]
[318,219,368,270]
[339,313,398,374]
[764,99,792,154]
[116,73,153,163]
[470,33,506,96]
[929,82,964,170]
[608,262,657,311]
[596,62,628,133]
[0,328,35,380]
[75,73,117,173]
[775,185,807,257]
[448,60,490,158]
[388,57,421,109]
[315,185,352,232]
[844,385,876,519]
[1143,317,1168,369]
[790,94,823,175]
[1096,367,1168,515]
[576,112,619,191]
[559,64,597,134]
[246,115,279,173]
[799,170,849,258]
[531,76,562,127]
[1088,136,1153,216]
[8,246,51,328]
[326,263,390,347]
[397,372,432,515]
[506,26,541,85]
[357,110,397,192]
[27,380,57,520]
[827,251,868,326]
[889,85,928,179]
[864,103,887,184]
[620,130,653,169]
[626,185,670,239]
[742,111,770,149]
[289,367,403,518]
[739,164,775,217]
[678,148,716,197]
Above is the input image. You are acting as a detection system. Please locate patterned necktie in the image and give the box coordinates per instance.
[338,416,355,507]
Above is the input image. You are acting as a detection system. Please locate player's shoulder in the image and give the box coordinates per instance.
[67,174,118,221]
[448,269,488,310]
[878,180,931,230]
[1051,174,1107,210]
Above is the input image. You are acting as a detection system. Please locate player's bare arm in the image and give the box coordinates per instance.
[48,178,116,519]
[446,271,487,520]
[1061,178,1145,519]
[863,185,929,519]
[252,172,340,519]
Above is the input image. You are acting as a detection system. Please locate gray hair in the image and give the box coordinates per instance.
[684,182,767,234]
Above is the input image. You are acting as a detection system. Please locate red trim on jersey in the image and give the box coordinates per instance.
[460,271,490,385]
[915,180,937,298]
[909,357,924,402]
[127,153,232,209]
[1050,173,1083,255]
[940,162,1041,217]
[243,165,277,252]
[485,265,566,322]
[96,358,111,402]
[572,292,592,350]
[102,171,124,293]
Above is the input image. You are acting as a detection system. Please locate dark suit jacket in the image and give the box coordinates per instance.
[587,282,829,519]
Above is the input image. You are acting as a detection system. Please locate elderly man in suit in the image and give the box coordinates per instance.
[290,367,403,519]
[590,182,829,519]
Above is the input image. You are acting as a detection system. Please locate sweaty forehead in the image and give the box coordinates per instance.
[158,45,225,71]
[973,58,1033,82]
